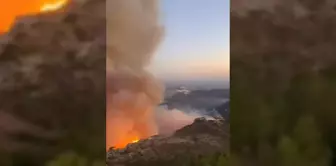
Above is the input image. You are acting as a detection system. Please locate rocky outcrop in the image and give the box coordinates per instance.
[106,118,229,166]
[0,0,105,164]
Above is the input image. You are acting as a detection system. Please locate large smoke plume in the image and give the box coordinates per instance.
[106,0,204,149]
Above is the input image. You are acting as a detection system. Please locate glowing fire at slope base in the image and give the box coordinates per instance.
[106,0,164,150]
[113,136,140,149]
[40,0,68,12]
[131,138,139,143]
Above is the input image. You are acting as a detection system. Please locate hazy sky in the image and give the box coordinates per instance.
[149,0,229,82]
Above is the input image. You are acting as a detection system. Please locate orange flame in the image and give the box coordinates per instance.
[0,0,69,32]
[40,0,68,12]
[113,136,140,149]
[131,138,139,143]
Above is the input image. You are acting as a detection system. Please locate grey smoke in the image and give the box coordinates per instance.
[106,0,202,148]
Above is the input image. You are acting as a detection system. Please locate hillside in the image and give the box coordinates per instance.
[163,89,229,111]
[107,118,229,166]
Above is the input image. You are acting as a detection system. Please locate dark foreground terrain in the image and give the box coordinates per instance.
[231,0,336,165]
[0,0,105,165]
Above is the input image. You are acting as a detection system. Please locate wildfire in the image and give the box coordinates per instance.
[113,136,140,149]
[40,0,68,12]
[0,0,69,32]
[131,138,139,143]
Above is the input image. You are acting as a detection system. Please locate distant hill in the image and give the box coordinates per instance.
[162,89,229,111]
[164,80,230,90]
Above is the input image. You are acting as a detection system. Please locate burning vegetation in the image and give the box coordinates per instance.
[0,0,69,32]
[106,0,210,149]
[106,118,229,166]
[40,0,68,12]
[106,0,163,149]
